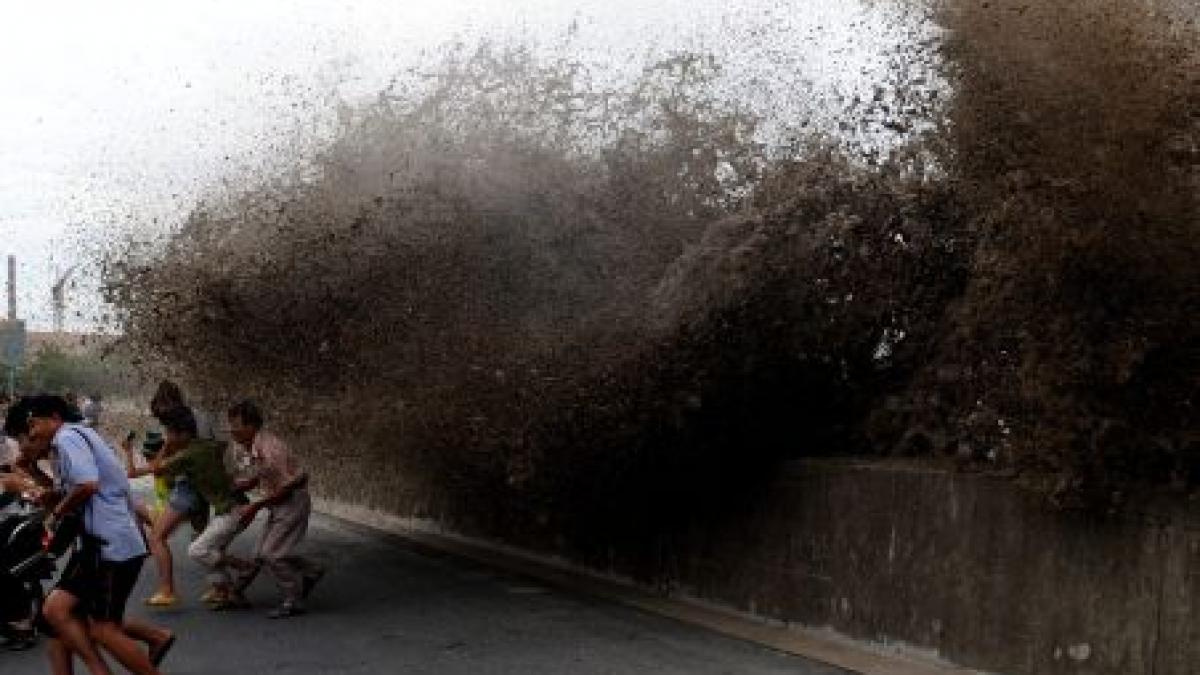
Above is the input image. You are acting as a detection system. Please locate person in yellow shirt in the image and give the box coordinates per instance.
[120,431,168,520]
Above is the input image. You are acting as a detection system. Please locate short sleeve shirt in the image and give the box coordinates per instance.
[249,430,300,495]
[54,424,147,562]
[159,439,242,515]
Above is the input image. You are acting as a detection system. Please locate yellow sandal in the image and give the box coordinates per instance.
[144,592,178,607]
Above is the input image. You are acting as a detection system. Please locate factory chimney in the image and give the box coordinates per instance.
[6,255,15,321]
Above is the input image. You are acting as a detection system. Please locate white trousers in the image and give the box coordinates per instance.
[187,507,248,586]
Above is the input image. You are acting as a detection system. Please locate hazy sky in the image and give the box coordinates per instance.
[0,0,905,330]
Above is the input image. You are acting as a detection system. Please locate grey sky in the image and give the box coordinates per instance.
[0,0,906,330]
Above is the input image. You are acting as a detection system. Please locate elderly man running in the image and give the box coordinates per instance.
[227,400,324,618]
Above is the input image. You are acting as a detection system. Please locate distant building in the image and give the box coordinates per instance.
[26,331,110,357]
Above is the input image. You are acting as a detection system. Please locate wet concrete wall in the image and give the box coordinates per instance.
[663,461,1192,675]
[312,457,1199,674]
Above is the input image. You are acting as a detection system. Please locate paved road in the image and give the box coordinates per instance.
[6,513,846,674]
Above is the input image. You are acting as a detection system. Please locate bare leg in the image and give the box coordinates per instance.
[149,508,185,598]
[88,621,160,675]
[42,591,113,675]
[133,502,153,528]
[47,638,75,675]
[121,617,172,649]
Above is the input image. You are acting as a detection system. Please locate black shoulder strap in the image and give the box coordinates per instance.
[72,427,147,548]
[71,427,98,456]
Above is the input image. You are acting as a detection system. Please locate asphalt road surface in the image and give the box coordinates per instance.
[5,513,846,674]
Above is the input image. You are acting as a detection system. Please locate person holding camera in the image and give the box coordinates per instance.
[118,381,213,608]
[119,430,167,525]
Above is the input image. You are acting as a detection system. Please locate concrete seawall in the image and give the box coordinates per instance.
[313,458,1200,674]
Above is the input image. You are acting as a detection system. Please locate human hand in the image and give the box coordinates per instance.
[0,472,25,495]
[35,489,60,509]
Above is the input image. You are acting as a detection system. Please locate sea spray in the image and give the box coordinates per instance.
[104,1,1198,526]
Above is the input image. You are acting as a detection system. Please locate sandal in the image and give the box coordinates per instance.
[144,593,178,607]
[209,592,251,611]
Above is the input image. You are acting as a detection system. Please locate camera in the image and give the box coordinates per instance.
[140,431,165,460]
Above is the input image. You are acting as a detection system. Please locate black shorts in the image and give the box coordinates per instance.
[0,574,32,622]
[55,549,146,624]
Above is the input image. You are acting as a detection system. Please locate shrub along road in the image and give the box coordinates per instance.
[6,513,846,674]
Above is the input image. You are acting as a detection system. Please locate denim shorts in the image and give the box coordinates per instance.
[167,477,200,514]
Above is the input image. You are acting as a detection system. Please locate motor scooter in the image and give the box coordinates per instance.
[0,492,78,651]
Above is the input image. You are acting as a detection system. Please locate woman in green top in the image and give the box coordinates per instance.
[121,381,213,607]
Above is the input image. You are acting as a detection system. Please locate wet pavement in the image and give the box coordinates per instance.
[5,513,846,674]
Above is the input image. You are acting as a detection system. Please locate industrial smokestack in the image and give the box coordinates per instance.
[6,256,14,321]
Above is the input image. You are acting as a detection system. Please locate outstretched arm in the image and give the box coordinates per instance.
[239,471,309,527]
[120,437,157,479]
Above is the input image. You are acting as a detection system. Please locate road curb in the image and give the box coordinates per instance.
[316,499,983,675]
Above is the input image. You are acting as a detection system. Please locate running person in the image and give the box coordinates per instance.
[150,407,256,608]
[26,395,174,675]
[130,381,212,606]
[228,401,324,618]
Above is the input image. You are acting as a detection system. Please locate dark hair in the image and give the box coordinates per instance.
[25,394,85,424]
[150,380,186,418]
[3,397,31,437]
[227,400,264,428]
[159,406,198,437]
